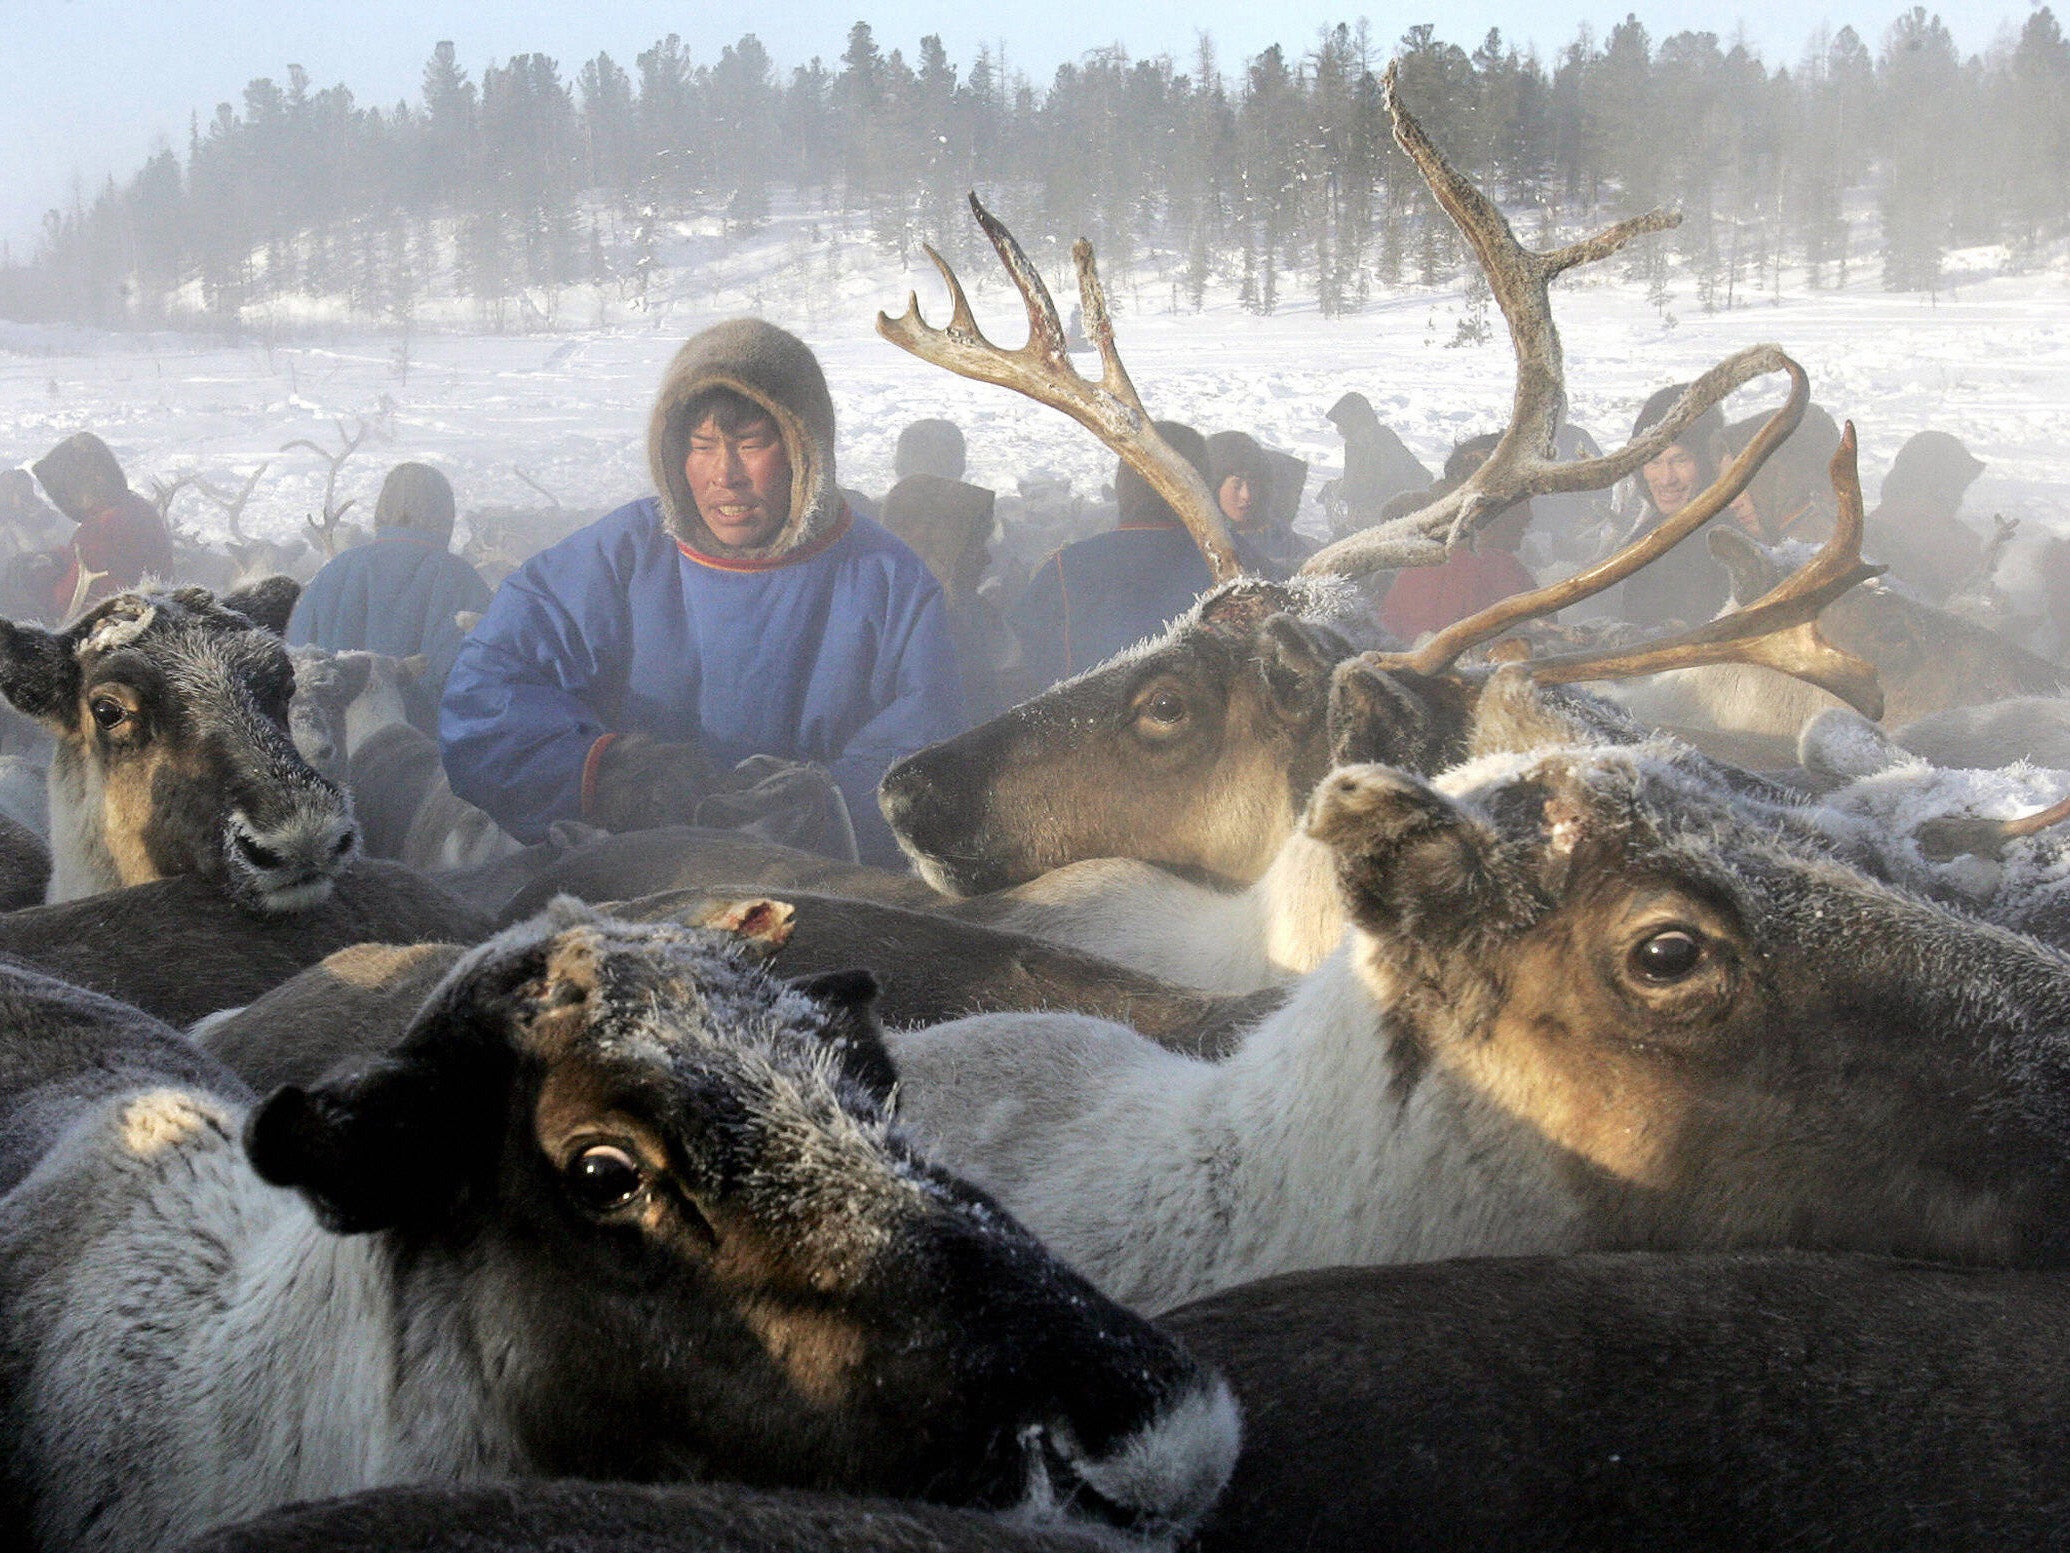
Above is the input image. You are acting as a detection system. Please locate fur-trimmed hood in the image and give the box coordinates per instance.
[647,319,843,561]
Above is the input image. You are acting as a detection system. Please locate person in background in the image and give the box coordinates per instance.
[880,419,1015,721]
[1008,421,1224,691]
[441,318,963,867]
[1378,432,1539,641]
[1323,391,1433,539]
[1618,384,1729,630]
[286,462,492,730]
[1207,430,1311,578]
[893,418,968,484]
[28,431,175,621]
[1869,430,1987,605]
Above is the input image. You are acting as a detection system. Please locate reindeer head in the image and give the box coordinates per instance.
[881,578,1373,895]
[0,583,361,912]
[1307,742,2070,1268]
[247,903,1238,1538]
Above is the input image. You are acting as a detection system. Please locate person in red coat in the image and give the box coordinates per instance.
[1379,433,1540,642]
[30,432,175,620]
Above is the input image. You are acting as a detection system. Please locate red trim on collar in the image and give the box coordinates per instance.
[580,732,622,820]
[677,506,854,572]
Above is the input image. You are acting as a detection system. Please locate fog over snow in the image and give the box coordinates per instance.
[3,207,2063,574]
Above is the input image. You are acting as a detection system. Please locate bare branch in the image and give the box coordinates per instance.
[877,193,1244,582]
[512,467,563,510]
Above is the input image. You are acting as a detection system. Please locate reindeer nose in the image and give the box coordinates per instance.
[225,807,361,912]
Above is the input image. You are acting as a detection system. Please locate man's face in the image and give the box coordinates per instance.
[1218,474,1256,527]
[1641,444,1701,518]
[685,411,792,549]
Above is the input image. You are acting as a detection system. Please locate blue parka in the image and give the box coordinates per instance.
[440,319,964,866]
[440,498,960,863]
[286,529,492,691]
[1008,522,1218,691]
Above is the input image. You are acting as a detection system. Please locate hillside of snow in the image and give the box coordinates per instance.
[3,206,2068,565]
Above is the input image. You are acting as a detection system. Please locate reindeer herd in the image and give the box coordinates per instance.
[6,66,2070,1552]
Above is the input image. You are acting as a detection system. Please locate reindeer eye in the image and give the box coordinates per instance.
[90,698,127,730]
[1139,690,1187,727]
[567,1144,644,1212]
[1630,928,1704,983]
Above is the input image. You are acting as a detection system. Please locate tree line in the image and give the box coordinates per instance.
[4,7,2065,330]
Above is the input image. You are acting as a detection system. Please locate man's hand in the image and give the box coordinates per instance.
[586,734,720,833]
[697,757,858,863]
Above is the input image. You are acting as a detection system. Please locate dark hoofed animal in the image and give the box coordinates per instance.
[0,583,361,911]
[0,906,1237,1552]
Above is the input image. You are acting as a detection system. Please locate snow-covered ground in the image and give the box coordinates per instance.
[3,209,2068,563]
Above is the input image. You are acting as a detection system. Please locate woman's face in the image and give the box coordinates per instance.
[1642,443,1702,517]
[1218,473,1257,527]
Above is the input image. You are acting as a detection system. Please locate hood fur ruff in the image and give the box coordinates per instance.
[647,318,842,561]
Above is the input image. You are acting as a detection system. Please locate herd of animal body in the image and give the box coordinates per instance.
[11,73,2070,1553]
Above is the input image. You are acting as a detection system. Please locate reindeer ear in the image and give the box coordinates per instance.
[1799,707,1912,782]
[0,618,80,724]
[246,1059,468,1234]
[793,968,898,1106]
[1306,764,1491,934]
[223,575,301,636]
[1705,529,1786,608]
[329,652,374,703]
[1258,614,1348,725]
[1326,654,1469,772]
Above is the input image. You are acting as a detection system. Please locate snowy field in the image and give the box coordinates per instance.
[3,211,2068,565]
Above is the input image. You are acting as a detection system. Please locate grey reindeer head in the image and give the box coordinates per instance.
[246,902,1238,1541]
[1306,738,2070,1269]
[0,581,360,912]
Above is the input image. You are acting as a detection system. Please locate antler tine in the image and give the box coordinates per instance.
[1300,61,1792,582]
[1387,356,1811,679]
[876,195,1245,581]
[1916,793,2070,863]
[1516,418,1888,718]
[968,193,1073,367]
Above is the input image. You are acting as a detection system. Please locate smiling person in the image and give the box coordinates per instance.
[440,319,964,866]
[1618,382,1729,631]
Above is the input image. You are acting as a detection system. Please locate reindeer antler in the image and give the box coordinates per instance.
[195,463,269,543]
[1513,423,1887,717]
[877,194,1244,582]
[1916,793,2070,863]
[1300,62,1797,578]
[282,416,368,557]
[149,473,200,525]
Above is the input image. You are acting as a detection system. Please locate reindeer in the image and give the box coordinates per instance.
[0,858,488,1027]
[0,583,364,912]
[282,417,368,558]
[877,65,1877,900]
[888,715,2070,1314]
[194,888,1278,1098]
[0,904,1238,1553]
[1162,1254,2070,1552]
[1610,524,2065,759]
[182,1481,1085,1553]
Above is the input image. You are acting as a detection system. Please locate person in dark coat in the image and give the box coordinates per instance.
[1207,431,1312,579]
[1324,392,1433,540]
[29,431,175,621]
[1008,422,1225,691]
[1619,384,1729,630]
[286,462,492,727]
[441,318,963,867]
[1869,430,1987,604]
[1379,433,1539,641]
[1716,402,1844,546]
[894,418,968,483]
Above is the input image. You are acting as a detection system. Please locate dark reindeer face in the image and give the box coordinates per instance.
[1307,743,2070,1268]
[0,586,360,912]
[881,578,1362,895]
[246,905,1237,1540]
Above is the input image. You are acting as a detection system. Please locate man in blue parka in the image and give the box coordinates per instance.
[1009,421,1232,691]
[287,461,491,728]
[440,318,964,867]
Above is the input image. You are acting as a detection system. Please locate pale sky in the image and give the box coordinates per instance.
[0,0,2043,252]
